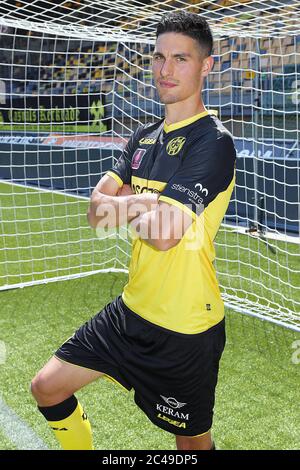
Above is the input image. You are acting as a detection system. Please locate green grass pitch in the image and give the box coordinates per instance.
[0,182,299,449]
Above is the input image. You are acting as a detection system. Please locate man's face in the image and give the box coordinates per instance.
[152,32,212,106]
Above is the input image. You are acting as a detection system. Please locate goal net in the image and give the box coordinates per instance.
[0,0,299,332]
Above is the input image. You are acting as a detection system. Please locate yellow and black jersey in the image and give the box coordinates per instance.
[107,110,236,334]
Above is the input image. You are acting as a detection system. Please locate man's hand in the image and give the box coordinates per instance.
[87,175,159,229]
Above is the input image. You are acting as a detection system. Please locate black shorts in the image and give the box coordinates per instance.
[55,295,226,437]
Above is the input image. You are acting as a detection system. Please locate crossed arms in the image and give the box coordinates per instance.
[87,174,193,251]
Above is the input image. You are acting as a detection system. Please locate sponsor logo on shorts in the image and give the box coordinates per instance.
[157,413,187,429]
[156,395,189,428]
[160,395,187,409]
[156,403,189,421]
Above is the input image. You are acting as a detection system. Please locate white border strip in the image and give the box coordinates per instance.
[0,395,48,450]
[0,268,128,292]
[0,179,89,200]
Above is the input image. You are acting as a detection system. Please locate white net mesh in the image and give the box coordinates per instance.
[0,0,299,331]
[0,0,299,40]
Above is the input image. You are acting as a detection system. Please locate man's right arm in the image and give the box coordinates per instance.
[87,174,159,229]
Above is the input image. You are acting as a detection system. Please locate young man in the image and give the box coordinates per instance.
[31,11,236,450]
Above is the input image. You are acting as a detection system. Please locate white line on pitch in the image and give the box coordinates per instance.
[0,178,89,200]
[0,394,49,450]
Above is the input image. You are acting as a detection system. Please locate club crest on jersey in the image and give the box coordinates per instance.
[166,137,186,156]
[131,149,146,169]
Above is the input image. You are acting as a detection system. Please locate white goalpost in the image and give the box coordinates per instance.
[0,0,299,332]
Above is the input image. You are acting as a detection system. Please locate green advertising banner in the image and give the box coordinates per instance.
[0,94,110,133]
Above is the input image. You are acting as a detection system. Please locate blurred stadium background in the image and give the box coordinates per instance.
[0,0,299,450]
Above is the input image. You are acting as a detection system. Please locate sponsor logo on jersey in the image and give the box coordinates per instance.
[132,176,165,194]
[131,148,146,169]
[171,183,204,205]
[195,183,208,197]
[166,137,186,156]
[133,184,160,194]
[139,137,156,145]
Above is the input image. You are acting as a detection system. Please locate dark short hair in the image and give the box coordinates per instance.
[156,11,213,57]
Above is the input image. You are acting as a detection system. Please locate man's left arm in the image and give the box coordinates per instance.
[130,132,236,251]
[130,201,193,251]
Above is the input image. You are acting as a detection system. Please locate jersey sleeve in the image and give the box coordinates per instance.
[106,132,137,187]
[159,132,236,219]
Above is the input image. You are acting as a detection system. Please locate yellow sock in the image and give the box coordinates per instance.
[49,401,93,450]
[39,397,93,450]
